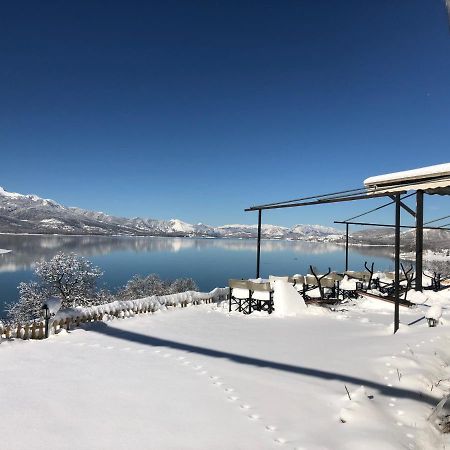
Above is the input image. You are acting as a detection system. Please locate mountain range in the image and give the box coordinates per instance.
[0,187,343,241]
[1,187,448,252]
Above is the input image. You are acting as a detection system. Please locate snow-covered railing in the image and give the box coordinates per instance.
[0,288,228,341]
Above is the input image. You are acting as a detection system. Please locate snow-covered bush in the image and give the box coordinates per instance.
[169,277,198,294]
[7,252,103,323]
[117,274,198,300]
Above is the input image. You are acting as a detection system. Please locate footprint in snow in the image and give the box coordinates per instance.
[240,404,251,410]
[177,356,185,360]
[274,437,286,444]
[213,381,223,386]
[225,387,234,392]
[265,425,277,432]
[210,375,219,380]
[248,414,260,420]
[228,396,238,401]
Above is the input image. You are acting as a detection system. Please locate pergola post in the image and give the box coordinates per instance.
[415,190,424,291]
[256,209,262,278]
[345,223,349,271]
[394,194,401,333]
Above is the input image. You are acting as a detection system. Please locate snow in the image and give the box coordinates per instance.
[1,290,450,449]
[272,280,307,316]
[425,305,442,321]
[0,248,11,254]
[364,163,450,186]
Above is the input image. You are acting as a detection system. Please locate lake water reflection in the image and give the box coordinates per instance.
[0,234,394,314]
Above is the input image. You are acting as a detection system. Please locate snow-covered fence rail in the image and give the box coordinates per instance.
[0,287,228,341]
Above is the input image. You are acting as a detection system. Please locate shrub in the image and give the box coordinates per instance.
[7,252,103,323]
[117,274,198,300]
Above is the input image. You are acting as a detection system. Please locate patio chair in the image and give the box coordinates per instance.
[338,275,360,299]
[303,267,338,303]
[377,272,408,296]
[228,279,252,314]
[423,271,443,291]
[248,281,274,314]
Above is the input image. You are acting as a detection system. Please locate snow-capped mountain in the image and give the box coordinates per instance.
[0,187,343,240]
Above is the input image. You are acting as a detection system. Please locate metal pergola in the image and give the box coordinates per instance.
[245,166,450,333]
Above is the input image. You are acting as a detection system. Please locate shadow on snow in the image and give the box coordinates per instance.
[90,321,439,407]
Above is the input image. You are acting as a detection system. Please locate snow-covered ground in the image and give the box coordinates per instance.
[1,295,450,449]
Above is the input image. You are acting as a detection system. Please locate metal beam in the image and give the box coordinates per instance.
[415,191,424,291]
[246,191,397,212]
[256,209,262,279]
[345,223,349,271]
[394,194,401,334]
[389,195,416,217]
[342,192,416,222]
[334,220,450,231]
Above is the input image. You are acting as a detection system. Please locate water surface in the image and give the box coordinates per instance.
[0,235,394,315]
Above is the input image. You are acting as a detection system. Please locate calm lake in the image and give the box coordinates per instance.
[0,234,395,316]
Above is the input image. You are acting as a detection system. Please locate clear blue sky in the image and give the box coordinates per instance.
[1,1,449,228]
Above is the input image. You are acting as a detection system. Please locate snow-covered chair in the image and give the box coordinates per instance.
[248,281,274,314]
[303,267,338,303]
[228,279,251,313]
[338,275,360,299]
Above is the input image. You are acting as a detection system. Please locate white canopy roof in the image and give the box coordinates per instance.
[364,163,450,195]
